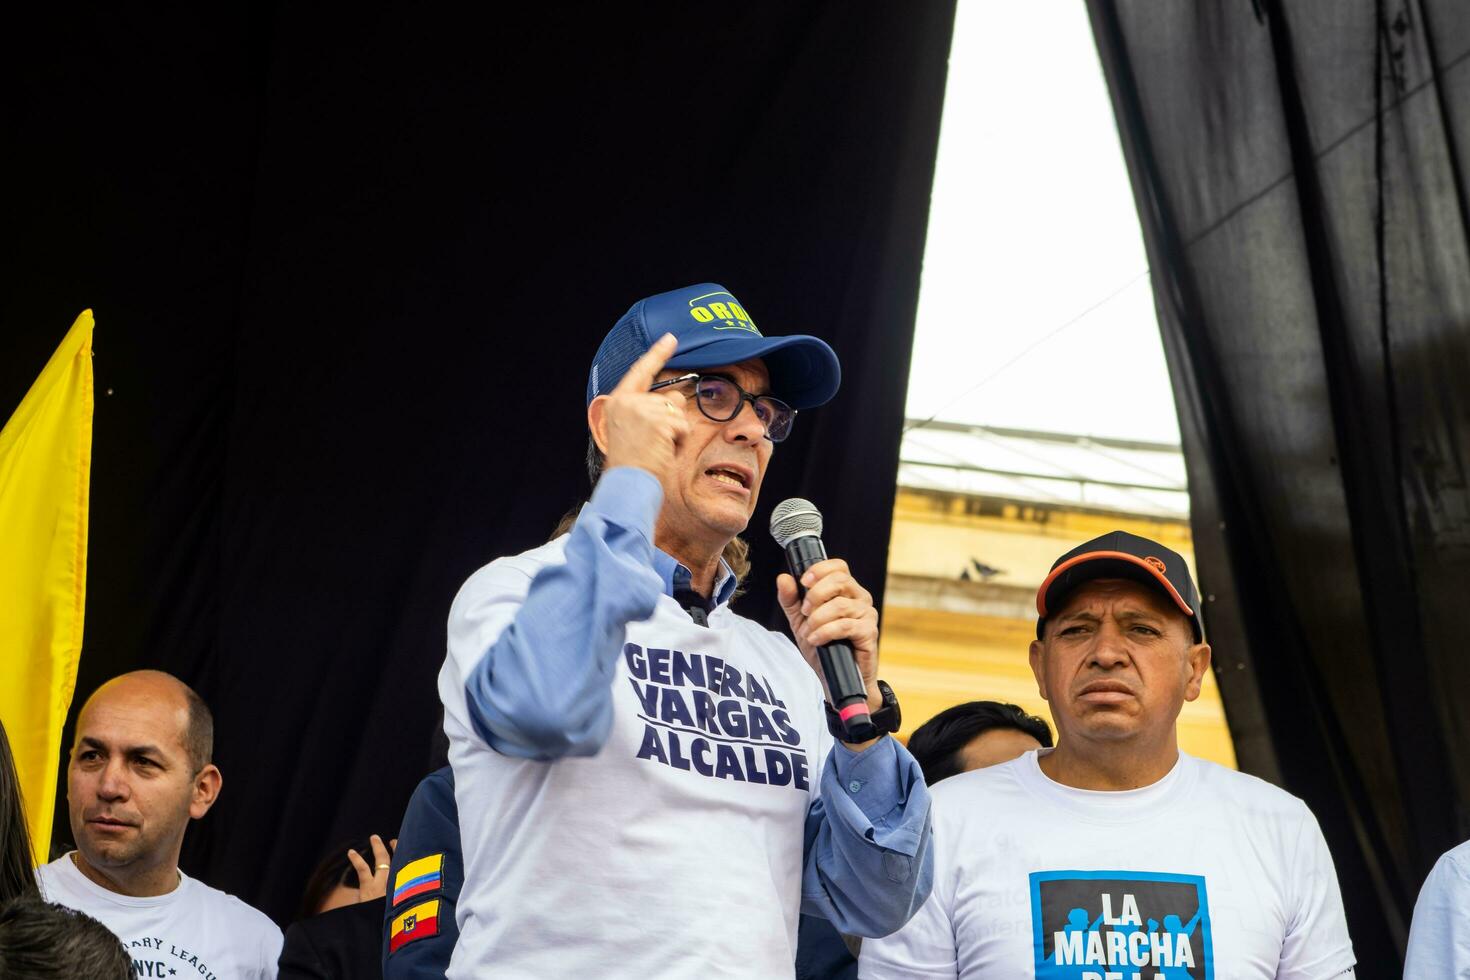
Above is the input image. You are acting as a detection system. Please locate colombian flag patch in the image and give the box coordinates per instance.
[392,853,445,908]
[389,898,441,954]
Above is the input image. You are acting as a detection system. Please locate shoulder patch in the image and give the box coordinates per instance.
[389,898,441,954]
[392,853,445,908]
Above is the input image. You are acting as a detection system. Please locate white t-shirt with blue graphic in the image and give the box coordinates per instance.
[439,533,834,979]
[860,750,1355,980]
[37,852,283,980]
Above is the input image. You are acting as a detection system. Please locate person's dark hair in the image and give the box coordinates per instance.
[296,837,374,920]
[906,701,1053,786]
[0,720,39,907]
[585,433,605,488]
[551,435,753,590]
[0,898,132,979]
[180,681,214,774]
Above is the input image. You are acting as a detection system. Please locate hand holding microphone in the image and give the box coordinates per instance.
[771,498,883,746]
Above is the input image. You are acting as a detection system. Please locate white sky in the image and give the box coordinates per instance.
[906,1,1182,446]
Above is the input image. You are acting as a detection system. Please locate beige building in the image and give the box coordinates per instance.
[881,420,1237,768]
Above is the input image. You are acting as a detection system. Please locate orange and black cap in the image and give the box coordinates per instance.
[1035,530,1204,642]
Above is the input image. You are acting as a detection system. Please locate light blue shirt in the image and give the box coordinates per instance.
[461,466,932,937]
[1405,839,1470,978]
[649,541,739,608]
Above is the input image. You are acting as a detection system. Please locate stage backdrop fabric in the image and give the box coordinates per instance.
[2,4,957,921]
[1090,0,1470,969]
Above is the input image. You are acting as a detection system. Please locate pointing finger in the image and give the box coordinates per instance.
[614,333,680,393]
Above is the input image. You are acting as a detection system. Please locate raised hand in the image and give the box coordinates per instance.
[345,833,398,903]
[594,333,691,482]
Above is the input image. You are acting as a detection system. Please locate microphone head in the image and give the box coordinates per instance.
[770,498,823,548]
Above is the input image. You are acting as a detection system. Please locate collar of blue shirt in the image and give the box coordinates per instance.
[651,547,738,611]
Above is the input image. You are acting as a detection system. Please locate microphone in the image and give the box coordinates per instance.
[770,498,873,741]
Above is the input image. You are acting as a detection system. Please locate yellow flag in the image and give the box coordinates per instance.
[0,310,94,856]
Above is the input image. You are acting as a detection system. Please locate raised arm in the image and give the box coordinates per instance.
[448,335,690,759]
[452,467,664,758]
[776,558,934,937]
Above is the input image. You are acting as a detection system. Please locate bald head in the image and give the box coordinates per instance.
[79,671,213,774]
[68,671,222,894]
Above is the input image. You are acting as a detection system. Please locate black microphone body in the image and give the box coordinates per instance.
[780,532,874,740]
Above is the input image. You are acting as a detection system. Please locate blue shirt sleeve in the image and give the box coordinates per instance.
[461,467,664,759]
[801,735,934,939]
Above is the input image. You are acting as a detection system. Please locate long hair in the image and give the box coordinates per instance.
[0,718,40,906]
[552,437,752,591]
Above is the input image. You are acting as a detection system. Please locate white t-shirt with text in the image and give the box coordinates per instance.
[860,750,1354,980]
[439,536,833,979]
[38,852,283,980]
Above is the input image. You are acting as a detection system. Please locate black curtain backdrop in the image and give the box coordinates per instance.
[1090,0,1470,970]
[3,3,956,922]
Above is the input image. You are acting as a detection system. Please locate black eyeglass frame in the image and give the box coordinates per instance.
[647,372,798,443]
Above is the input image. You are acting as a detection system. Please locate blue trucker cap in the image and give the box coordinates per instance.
[585,283,841,410]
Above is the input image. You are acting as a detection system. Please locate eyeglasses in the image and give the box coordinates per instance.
[647,373,797,443]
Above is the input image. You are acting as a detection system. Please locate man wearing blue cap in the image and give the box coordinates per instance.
[432,284,932,978]
[861,531,1356,979]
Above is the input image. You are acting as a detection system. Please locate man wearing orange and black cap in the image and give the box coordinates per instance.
[1034,530,1204,643]
[861,531,1358,979]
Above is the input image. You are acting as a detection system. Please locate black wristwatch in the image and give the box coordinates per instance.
[825,679,902,743]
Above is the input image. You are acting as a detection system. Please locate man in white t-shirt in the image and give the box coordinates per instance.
[434,283,932,978]
[1403,838,1470,977]
[37,670,283,979]
[861,531,1357,980]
